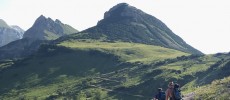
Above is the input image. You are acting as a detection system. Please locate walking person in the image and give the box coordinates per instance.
[166,81,183,100]
[153,88,165,100]
[172,83,182,100]
[165,81,174,100]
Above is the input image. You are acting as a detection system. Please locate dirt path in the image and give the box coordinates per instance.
[89,84,147,98]
[183,92,195,100]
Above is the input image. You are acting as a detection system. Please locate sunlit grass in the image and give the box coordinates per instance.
[1,39,229,99]
[194,76,230,99]
[58,40,188,64]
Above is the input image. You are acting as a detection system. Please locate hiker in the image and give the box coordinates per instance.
[166,82,182,100]
[173,83,182,100]
[153,88,165,100]
[166,81,174,100]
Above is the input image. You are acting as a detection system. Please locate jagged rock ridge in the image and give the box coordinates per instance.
[23,15,78,40]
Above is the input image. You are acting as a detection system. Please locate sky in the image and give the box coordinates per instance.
[0,0,230,54]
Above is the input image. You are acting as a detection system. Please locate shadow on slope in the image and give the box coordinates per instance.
[0,44,121,94]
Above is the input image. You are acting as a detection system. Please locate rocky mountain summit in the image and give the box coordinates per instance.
[0,19,24,47]
[23,15,78,40]
[74,3,202,54]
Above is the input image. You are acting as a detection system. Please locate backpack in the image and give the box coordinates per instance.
[155,91,166,100]
[173,87,182,100]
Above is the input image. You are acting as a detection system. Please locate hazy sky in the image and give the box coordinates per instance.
[1,0,230,54]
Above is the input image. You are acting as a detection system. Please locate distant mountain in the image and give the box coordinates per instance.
[23,15,78,40]
[11,25,24,38]
[67,3,202,54]
[0,19,10,28]
[0,19,24,47]
[0,16,78,60]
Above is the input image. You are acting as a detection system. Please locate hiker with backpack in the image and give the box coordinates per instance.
[173,83,182,100]
[166,81,174,100]
[165,82,182,100]
[153,88,165,100]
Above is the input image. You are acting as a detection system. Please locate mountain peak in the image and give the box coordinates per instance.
[23,15,78,40]
[38,15,46,19]
[83,3,203,54]
[36,15,47,23]
[104,3,131,18]
[107,3,129,12]
[0,19,10,28]
[105,3,145,18]
[116,2,129,6]
[33,15,57,27]
[98,3,146,25]
[0,22,24,47]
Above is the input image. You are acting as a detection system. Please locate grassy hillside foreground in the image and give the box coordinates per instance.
[0,40,187,99]
[0,40,229,99]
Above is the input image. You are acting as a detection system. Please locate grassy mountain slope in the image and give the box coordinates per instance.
[1,3,230,100]
[0,41,188,99]
[0,39,46,60]
[113,53,230,99]
[194,76,230,99]
[58,40,188,64]
[0,40,229,99]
